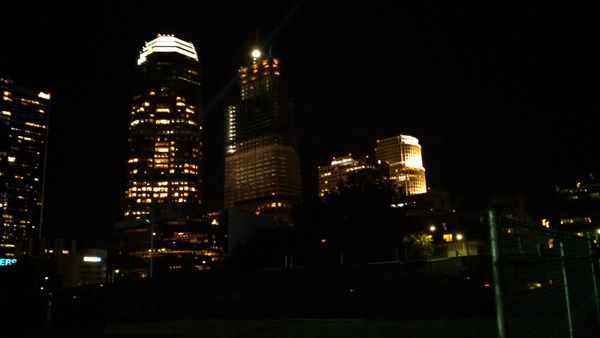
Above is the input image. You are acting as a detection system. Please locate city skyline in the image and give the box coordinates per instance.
[1,2,598,246]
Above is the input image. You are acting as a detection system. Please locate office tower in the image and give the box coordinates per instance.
[553,174,600,233]
[0,78,51,256]
[375,134,427,195]
[318,154,386,197]
[225,49,301,226]
[124,34,202,220]
[119,34,210,277]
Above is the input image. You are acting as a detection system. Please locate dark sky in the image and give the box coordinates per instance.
[1,1,599,246]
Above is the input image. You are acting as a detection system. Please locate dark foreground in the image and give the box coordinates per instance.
[37,319,497,338]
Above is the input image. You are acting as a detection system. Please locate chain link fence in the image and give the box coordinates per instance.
[489,210,600,338]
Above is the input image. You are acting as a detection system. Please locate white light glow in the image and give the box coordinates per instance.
[251,49,262,59]
[38,92,51,100]
[401,135,420,146]
[83,256,102,263]
[404,157,424,169]
[138,35,198,65]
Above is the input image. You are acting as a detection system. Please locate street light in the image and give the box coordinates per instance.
[456,233,464,241]
[429,225,436,232]
[145,217,154,279]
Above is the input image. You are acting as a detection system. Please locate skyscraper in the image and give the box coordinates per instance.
[318,154,386,197]
[124,34,203,220]
[375,134,427,195]
[225,49,301,226]
[118,34,210,277]
[0,78,51,256]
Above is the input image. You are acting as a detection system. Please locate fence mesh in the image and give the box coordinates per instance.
[491,213,600,338]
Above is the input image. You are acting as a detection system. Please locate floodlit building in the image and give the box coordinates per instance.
[375,134,427,195]
[0,78,51,256]
[318,154,386,197]
[224,49,301,226]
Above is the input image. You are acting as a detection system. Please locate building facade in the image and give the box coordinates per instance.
[224,50,301,226]
[0,78,50,256]
[118,34,209,277]
[375,134,427,195]
[124,34,203,220]
[552,174,600,234]
[318,154,385,197]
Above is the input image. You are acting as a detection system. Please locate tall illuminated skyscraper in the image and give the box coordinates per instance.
[225,49,301,226]
[124,34,202,220]
[0,78,51,256]
[118,35,211,277]
[375,134,427,195]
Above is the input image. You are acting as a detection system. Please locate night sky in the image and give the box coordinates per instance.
[1,2,598,247]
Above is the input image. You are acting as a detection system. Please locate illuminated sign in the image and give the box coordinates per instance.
[83,256,102,263]
[0,258,17,266]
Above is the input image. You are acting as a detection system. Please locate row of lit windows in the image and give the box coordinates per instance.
[134,197,190,204]
[131,118,198,127]
[131,180,192,186]
[560,217,592,225]
[129,184,197,192]
[130,191,192,198]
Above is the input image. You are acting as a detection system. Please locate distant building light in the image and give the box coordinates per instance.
[83,256,102,263]
[38,92,51,100]
[541,219,550,228]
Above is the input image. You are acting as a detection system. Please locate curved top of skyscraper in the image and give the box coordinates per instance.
[137,34,198,66]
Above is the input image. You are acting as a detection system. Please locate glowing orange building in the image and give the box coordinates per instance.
[375,134,427,195]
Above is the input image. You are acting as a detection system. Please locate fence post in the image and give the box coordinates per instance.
[559,240,574,338]
[587,234,600,327]
[488,209,507,338]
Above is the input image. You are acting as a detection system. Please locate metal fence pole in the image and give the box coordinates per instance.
[559,240,574,338]
[488,210,507,338]
[588,234,600,327]
[150,217,154,279]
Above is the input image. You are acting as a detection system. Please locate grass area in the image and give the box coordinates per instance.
[46,319,496,338]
